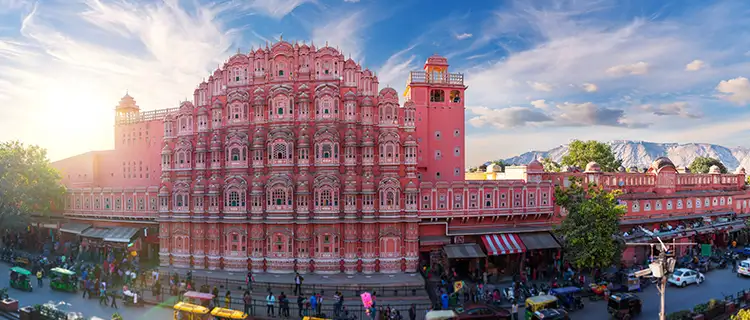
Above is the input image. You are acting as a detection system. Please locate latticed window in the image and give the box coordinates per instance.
[231,148,240,161]
[319,190,331,206]
[273,143,288,160]
[321,144,332,158]
[228,191,240,207]
[271,188,289,205]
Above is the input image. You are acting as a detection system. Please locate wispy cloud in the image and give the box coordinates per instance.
[640,102,703,118]
[685,59,706,71]
[455,33,472,40]
[376,44,418,98]
[241,0,313,19]
[605,62,649,76]
[311,10,366,61]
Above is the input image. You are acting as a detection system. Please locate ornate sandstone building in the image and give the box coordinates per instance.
[52,39,750,275]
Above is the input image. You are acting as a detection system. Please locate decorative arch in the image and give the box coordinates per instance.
[379,178,401,211]
[223,176,247,210]
[224,226,247,256]
[378,103,398,125]
[266,227,293,258]
[314,175,340,212]
[379,235,401,258]
[172,182,190,211]
[266,129,295,165]
[378,132,401,165]
[266,175,294,209]
[314,127,340,165]
[224,132,248,164]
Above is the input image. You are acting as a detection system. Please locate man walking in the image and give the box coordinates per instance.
[36,270,43,288]
[110,291,118,309]
[294,273,303,295]
[246,271,254,292]
[511,300,518,320]
[243,290,253,316]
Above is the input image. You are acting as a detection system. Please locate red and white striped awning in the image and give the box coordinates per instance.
[482,234,527,255]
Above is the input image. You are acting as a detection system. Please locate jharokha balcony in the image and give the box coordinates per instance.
[408,71,464,86]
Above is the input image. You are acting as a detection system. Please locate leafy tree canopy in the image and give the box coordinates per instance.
[0,141,65,229]
[560,140,622,172]
[540,158,561,172]
[554,177,625,270]
[688,156,728,174]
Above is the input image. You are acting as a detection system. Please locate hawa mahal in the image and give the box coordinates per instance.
[52,39,750,274]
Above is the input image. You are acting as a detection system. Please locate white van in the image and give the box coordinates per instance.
[738,259,750,277]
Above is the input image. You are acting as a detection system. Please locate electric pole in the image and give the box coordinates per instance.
[627,238,696,320]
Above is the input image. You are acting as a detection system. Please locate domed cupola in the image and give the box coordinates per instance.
[584,161,602,173]
[628,166,639,173]
[650,157,676,173]
[736,167,746,175]
[196,138,207,152]
[158,185,169,195]
[345,128,357,146]
[709,165,721,174]
[617,166,626,173]
[210,134,221,150]
[527,158,543,172]
[362,130,374,146]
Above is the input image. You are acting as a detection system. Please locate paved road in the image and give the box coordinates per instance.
[0,263,171,320]
[573,267,750,319]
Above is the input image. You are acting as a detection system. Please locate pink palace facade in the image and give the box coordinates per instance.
[52,39,750,274]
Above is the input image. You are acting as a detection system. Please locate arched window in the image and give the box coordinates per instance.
[268,233,292,257]
[316,96,336,119]
[225,188,246,208]
[315,186,338,211]
[225,232,246,256]
[231,148,240,161]
[379,236,400,258]
[449,90,461,103]
[315,140,339,164]
[268,187,291,207]
[430,89,445,102]
[316,233,338,257]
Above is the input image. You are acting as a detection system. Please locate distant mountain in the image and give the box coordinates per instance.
[502,140,750,172]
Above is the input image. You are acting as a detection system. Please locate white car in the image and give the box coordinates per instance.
[668,268,705,287]
[738,260,750,277]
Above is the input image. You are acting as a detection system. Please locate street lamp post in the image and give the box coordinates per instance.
[627,238,695,320]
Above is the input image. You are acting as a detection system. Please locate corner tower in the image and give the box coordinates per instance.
[404,54,466,182]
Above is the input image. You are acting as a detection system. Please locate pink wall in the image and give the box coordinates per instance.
[52,152,97,188]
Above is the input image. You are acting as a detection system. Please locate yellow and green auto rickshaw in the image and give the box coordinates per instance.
[49,267,77,292]
[525,295,559,320]
[173,302,210,320]
[9,267,32,291]
[210,307,248,320]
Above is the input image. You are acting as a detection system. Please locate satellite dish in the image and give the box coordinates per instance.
[618,180,625,187]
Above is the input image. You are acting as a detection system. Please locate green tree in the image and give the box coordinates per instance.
[540,157,561,172]
[492,160,506,172]
[554,177,625,270]
[688,156,727,174]
[0,141,65,229]
[560,140,622,172]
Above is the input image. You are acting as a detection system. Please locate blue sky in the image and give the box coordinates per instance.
[1,0,750,166]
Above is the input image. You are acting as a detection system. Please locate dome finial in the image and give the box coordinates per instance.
[279,33,283,41]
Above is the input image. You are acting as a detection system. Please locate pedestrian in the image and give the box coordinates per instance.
[225,291,232,309]
[309,292,318,316]
[246,271,254,292]
[294,272,303,295]
[297,294,305,318]
[733,258,738,273]
[99,286,108,305]
[279,291,289,317]
[511,300,518,320]
[408,304,416,320]
[82,279,89,298]
[266,291,276,316]
[212,286,219,306]
[110,291,118,309]
[243,290,253,316]
[36,270,43,288]
[315,291,323,316]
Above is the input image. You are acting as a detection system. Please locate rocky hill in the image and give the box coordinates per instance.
[502,140,750,172]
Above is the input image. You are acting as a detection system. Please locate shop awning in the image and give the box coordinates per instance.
[519,232,561,250]
[482,234,526,255]
[59,223,92,235]
[443,243,487,259]
[103,227,140,243]
[80,228,112,239]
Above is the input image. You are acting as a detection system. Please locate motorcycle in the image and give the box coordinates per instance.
[502,286,515,302]
[539,283,550,295]
[718,259,728,269]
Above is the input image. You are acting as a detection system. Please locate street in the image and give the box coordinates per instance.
[0,263,171,320]
[574,267,749,319]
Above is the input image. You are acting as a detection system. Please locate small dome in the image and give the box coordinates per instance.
[736,167,746,175]
[617,166,626,173]
[487,163,502,172]
[650,157,675,172]
[628,166,639,173]
[527,159,543,170]
[161,143,172,154]
[584,161,602,173]
[709,165,721,174]
[561,165,578,173]
[158,186,169,195]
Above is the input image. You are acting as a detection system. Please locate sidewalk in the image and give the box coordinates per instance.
[159,266,425,287]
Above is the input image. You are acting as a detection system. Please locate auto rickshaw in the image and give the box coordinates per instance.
[49,267,78,292]
[173,302,210,320]
[13,257,30,268]
[302,317,334,320]
[183,291,215,307]
[549,287,584,311]
[607,293,642,320]
[209,307,248,320]
[525,295,559,320]
[9,267,32,291]
[531,309,569,320]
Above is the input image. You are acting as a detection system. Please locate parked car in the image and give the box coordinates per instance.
[738,259,750,277]
[455,304,511,320]
[668,268,704,287]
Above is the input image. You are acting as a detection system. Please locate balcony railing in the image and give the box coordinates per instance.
[117,107,178,125]
[408,71,464,85]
